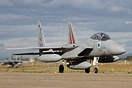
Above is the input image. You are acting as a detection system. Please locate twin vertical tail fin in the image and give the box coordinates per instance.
[38,20,46,47]
[68,22,77,44]
[38,21,77,47]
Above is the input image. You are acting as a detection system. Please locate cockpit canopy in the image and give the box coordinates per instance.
[90,33,110,41]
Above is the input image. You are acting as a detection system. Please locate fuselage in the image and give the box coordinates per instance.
[87,38,126,57]
[62,32,126,59]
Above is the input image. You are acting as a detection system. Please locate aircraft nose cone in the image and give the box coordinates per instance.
[110,44,126,55]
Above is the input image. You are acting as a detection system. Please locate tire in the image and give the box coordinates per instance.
[59,65,64,73]
[94,67,98,73]
[85,68,90,73]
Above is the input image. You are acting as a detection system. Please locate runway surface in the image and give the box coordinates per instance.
[0,73,132,88]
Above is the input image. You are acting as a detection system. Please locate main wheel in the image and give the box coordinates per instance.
[85,68,90,73]
[59,65,64,73]
[94,67,98,73]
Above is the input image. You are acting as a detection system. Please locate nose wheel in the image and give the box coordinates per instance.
[94,67,98,73]
[93,57,99,73]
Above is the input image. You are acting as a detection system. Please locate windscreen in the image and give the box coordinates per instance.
[90,33,110,41]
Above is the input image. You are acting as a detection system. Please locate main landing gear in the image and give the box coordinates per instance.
[58,57,99,73]
[85,68,90,73]
[59,64,64,73]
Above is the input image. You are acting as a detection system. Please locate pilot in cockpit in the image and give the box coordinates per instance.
[91,33,110,41]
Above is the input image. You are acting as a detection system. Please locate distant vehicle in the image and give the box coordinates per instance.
[1,58,22,68]
[6,21,126,73]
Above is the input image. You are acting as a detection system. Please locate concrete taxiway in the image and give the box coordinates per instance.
[0,73,132,88]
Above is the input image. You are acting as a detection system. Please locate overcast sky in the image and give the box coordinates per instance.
[0,0,132,58]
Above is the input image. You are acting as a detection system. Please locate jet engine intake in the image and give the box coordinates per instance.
[38,54,62,62]
[99,56,119,63]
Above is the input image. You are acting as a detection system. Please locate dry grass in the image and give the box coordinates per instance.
[98,61,132,74]
[0,61,132,74]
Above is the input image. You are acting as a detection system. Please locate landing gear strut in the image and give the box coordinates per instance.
[93,57,99,73]
[59,64,64,73]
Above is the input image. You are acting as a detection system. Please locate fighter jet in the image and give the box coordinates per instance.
[0,58,22,68]
[6,21,126,73]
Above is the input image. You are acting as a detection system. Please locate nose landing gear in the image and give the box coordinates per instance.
[93,57,99,73]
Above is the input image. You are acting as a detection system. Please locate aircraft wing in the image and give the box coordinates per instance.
[13,52,40,55]
[6,46,64,50]
[7,46,93,57]
[6,46,76,51]
[6,46,77,55]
